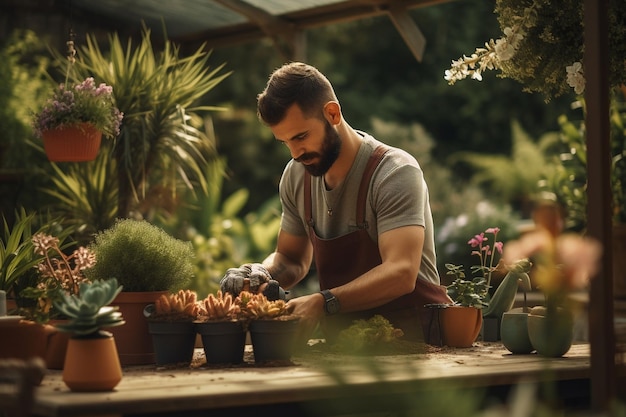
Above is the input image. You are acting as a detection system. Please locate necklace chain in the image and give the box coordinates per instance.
[320,181,333,216]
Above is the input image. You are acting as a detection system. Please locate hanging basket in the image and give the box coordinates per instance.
[41,123,102,162]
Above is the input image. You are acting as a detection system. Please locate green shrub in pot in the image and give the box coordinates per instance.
[85,218,194,292]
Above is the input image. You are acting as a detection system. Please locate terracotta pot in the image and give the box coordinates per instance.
[196,320,246,364]
[0,319,57,364]
[249,318,300,363]
[45,319,71,369]
[41,123,102,162]
[109,291,168,366]
[500,308,534,354]
[440,306,482,348]
[148,321,197,365]
[63,333,122,392]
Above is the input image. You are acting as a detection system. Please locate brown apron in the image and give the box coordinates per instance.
[304,145,451,342]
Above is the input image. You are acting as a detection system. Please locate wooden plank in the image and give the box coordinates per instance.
[31,343,590,417]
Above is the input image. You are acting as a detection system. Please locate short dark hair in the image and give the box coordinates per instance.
[257,62,338,126]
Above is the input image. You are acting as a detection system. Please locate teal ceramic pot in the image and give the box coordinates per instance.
[527,308,574,357]
[500,309,534,354]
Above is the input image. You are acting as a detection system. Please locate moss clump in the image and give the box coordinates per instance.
[86,219,194,292]
[332,315,426,356]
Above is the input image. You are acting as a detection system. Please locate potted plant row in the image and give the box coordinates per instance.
[145,284,300,366]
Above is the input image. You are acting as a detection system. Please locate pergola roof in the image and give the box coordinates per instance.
[63,0,454,61]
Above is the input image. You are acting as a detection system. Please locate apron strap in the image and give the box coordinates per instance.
[356,145,389,229]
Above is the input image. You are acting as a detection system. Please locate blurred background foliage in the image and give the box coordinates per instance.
[0,0,588,296]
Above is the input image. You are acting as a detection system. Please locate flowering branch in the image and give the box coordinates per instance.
[442,0,624,98]
[444,5,533,85]
[467,227,503,289]
[31,233,96,294]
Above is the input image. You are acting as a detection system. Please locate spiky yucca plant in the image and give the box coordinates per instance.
[48,27,230,220]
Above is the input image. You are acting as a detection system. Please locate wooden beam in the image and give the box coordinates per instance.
[176,0,458,60]
[584,0,615,412]
[213,0,299,60]
[387,4,426,62]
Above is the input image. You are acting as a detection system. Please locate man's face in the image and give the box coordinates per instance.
[271,104,341,177]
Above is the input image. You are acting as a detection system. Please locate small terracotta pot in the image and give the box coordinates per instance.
[0,320,56,366]
[45,320,71,369]
[63,333,122,392]
[42,123,102,162]
[440,306,482,348]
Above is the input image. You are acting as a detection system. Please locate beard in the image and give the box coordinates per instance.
[296,121,341,177]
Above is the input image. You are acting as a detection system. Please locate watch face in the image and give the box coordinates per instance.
[326,297,340,315]
[322,290,340,315]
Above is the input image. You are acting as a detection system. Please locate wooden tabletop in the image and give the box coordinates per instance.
[31,342,591,417]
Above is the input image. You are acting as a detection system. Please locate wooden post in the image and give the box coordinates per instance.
[583,0,615,411]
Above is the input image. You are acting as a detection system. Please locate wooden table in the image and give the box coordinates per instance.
[31,342,591,417]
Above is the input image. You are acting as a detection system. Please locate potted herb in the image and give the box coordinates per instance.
[195,290,246,365]
[144,290,201,365]
[441,227,501,347]
[85,218,195,365]
[52,278,124,391]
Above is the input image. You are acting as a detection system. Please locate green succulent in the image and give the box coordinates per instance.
[53,278,124,337]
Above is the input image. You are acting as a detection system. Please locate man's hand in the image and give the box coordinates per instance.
[219,263,271,296]
[286,293,325,348]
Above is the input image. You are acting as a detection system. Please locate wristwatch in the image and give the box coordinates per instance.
[320,289,340,315]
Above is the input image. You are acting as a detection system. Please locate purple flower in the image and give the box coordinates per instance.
[33,77,123,140]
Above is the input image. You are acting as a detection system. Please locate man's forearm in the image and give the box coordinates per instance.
[263,252,307,290]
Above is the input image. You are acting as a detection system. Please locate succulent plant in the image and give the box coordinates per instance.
[149,290,201,322]
[197,291,240,321]
[242,292,292,320]
[52,278,124,337]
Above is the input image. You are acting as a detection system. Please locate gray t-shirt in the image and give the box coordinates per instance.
[278,132,440,285]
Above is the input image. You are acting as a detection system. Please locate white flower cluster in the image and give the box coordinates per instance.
[566,61,585,95]
[444,25,524,85]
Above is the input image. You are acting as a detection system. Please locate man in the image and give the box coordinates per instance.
[221,62,451,343]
